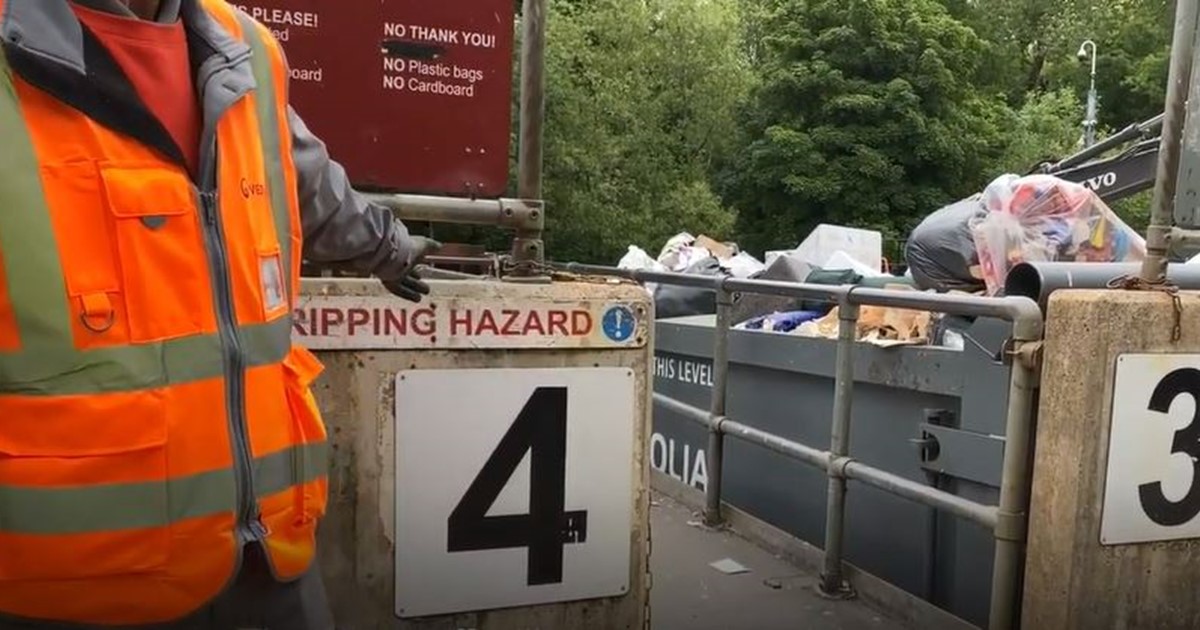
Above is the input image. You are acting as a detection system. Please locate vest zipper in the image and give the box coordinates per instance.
[190,44,262,548]
[199,152,264,545]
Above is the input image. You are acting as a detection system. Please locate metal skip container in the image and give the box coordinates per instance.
[295,276,654,630]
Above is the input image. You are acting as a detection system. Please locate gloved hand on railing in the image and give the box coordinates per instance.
[377,235,443,302]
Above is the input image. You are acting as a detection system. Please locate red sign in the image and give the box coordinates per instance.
[234,1,516,197]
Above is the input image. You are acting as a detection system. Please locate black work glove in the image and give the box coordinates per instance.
[379,235,442,302]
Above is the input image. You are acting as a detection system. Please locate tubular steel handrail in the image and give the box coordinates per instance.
[560,263,1044,630]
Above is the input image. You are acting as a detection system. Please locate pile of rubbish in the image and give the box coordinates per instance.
[619,233,767,320]
[617,174,1145,349]
[620,233,767,280]
[619,226,943,346]
[735,300,937,348]
[906,174,1146,295]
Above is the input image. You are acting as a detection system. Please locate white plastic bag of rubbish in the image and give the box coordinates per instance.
[723,252,766,278]
[676,246,714,271]
[618,246,666,272]
[658,233,701,271]
[793,225,883,273]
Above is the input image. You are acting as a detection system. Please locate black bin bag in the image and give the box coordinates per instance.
[653,257,725,319]
[905,196,987,293]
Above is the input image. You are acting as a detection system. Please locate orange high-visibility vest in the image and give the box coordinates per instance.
[0,0,328,625]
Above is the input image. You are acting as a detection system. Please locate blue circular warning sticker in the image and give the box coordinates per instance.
[602,305,637,343]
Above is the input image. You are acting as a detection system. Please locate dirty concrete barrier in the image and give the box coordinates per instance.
[1024,289,1200,629]
[297,277,654,630]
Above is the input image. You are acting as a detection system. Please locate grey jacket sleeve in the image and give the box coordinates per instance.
[288,106,414,277]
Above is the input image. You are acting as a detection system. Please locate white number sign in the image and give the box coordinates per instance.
[394,367,637,617]
[1102,354,1200,545]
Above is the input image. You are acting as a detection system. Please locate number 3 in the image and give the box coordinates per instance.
[1139,368,1200,526]
[447,387,589,585]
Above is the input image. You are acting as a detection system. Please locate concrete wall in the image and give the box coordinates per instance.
[304,278,653,630]
[1023,289,1200,629]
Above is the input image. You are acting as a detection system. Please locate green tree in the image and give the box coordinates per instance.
[954,0,1089,99]
[962,0,1170,131]
[720,0,1011,254]
[992,88,1084,175]
[1071,0,1172,129]
[534,0,750,263]
[438,0,749,264]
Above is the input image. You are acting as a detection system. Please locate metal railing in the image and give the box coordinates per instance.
[1143,0,1199,280]
[560,263,1044,630]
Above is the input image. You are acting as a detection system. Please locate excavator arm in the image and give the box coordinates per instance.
[1049,137,1160,202]
[1034,114,1164,203]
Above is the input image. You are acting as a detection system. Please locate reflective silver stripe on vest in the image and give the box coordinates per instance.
[0,442,328,535]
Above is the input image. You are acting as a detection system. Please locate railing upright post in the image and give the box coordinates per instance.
[512,0,548,273]
[988,336,1042,630]
[820,298,859,598]
[1140,0,1200,281]
[704,283,733,527]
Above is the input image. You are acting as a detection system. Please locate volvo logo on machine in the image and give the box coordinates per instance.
[1082,171,1118,192]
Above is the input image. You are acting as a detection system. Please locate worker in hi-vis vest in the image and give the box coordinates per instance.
[0,0,439,627]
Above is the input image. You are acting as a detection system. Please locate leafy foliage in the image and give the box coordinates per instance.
[992,88,1085,175]
[489,0,1175,263]
[719,0,1012,254]
[1047,0,1173,129]
[536,0,750,263]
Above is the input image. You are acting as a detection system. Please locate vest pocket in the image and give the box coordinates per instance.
[39,161,129,350]
[0,391,171,580]
[281,345,328,523]
[99,165,214,344]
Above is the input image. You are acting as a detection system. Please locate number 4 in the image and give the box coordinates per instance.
[447,387,589,585]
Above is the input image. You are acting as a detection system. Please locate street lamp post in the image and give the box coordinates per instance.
[1078,39,1099,148]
